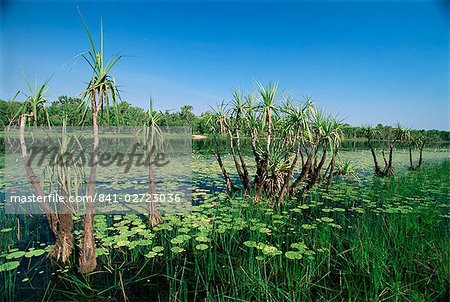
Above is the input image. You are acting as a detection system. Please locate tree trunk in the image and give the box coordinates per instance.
[384,144,395,176]
[368,140,382,175]
[79,111,98,274]
[409,145,413,169]
[417,141,425,168]
[148,127,162,227]
[290,144,317,192]
[212,147,234,193]
[302,146,327,195]
[278,141,301,204]
[19,114,73,263]
[49,212,73,263]
[235,128,250,190]
[227,129,246,188]
[325,149,337,186]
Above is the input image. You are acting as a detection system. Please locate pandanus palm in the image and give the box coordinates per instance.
[361,125,383,175]
[408,131,427,170]
[210,82,343,204]
[144,98,164,226]
[15,77,75,264]
[209,101,234,192]
[78,11,123,273]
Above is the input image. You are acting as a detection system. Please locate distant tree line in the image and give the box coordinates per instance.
[342,123,450,142]
[1,97,449,141]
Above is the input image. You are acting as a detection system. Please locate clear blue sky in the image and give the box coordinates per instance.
[1,0,448,130]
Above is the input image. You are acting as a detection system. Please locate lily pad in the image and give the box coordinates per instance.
[285,251,303,260]
[6,251,25,260]
[24,249,45,258]
[0,261,20,272]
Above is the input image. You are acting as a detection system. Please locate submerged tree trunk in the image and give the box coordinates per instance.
[368,141,382,175]
[48,211,73,263]
[384,144,395,176]
[79,111,98,274]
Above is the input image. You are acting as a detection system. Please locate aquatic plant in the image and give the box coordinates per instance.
[361,123,409,176]
[77,9,123,273]
[207,83,343,204]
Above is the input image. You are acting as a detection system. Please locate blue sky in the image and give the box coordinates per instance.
[1,0,448,130]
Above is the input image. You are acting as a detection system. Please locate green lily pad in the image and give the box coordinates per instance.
[171,246,185,254]
[195,244,209,251]
[285,251,303,260]
[152,246,164,253]
[6,251,25,260]
[24,249,45,258]
[0,261,20,272]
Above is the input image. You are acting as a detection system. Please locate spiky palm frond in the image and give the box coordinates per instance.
[77,9,123,125]
[15,73,52,127]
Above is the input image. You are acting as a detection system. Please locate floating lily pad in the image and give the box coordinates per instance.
[0,261,20,272]
[152,246,164,253]
[24,249,45,258]
[285,251,303,260]
[171,246,185,254]
[195,244,209,251]
[6,251,25,260]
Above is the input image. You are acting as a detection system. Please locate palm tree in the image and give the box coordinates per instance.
[78,11,123,273]
[361,125,383,175]
[209,82,343,204]
[209,101,235,192]
[408,131,428,170]
[16,79,74,264]
[144,98,164,226]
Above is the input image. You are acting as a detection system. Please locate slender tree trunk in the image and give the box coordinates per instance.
[227,129,246,188]
[213,149,234,193]
[368,140,382,175]
[385,143,395,176]
[290,143,318,192]
[409,145,413,169]
[325,149,337,186]
[79,110,98,274]
[235,128,250,190]
[148,127,162,226]
[417,141,425,168]
[302,146,327,195]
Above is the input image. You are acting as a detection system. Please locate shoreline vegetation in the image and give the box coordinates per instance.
[1,98,449,141]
